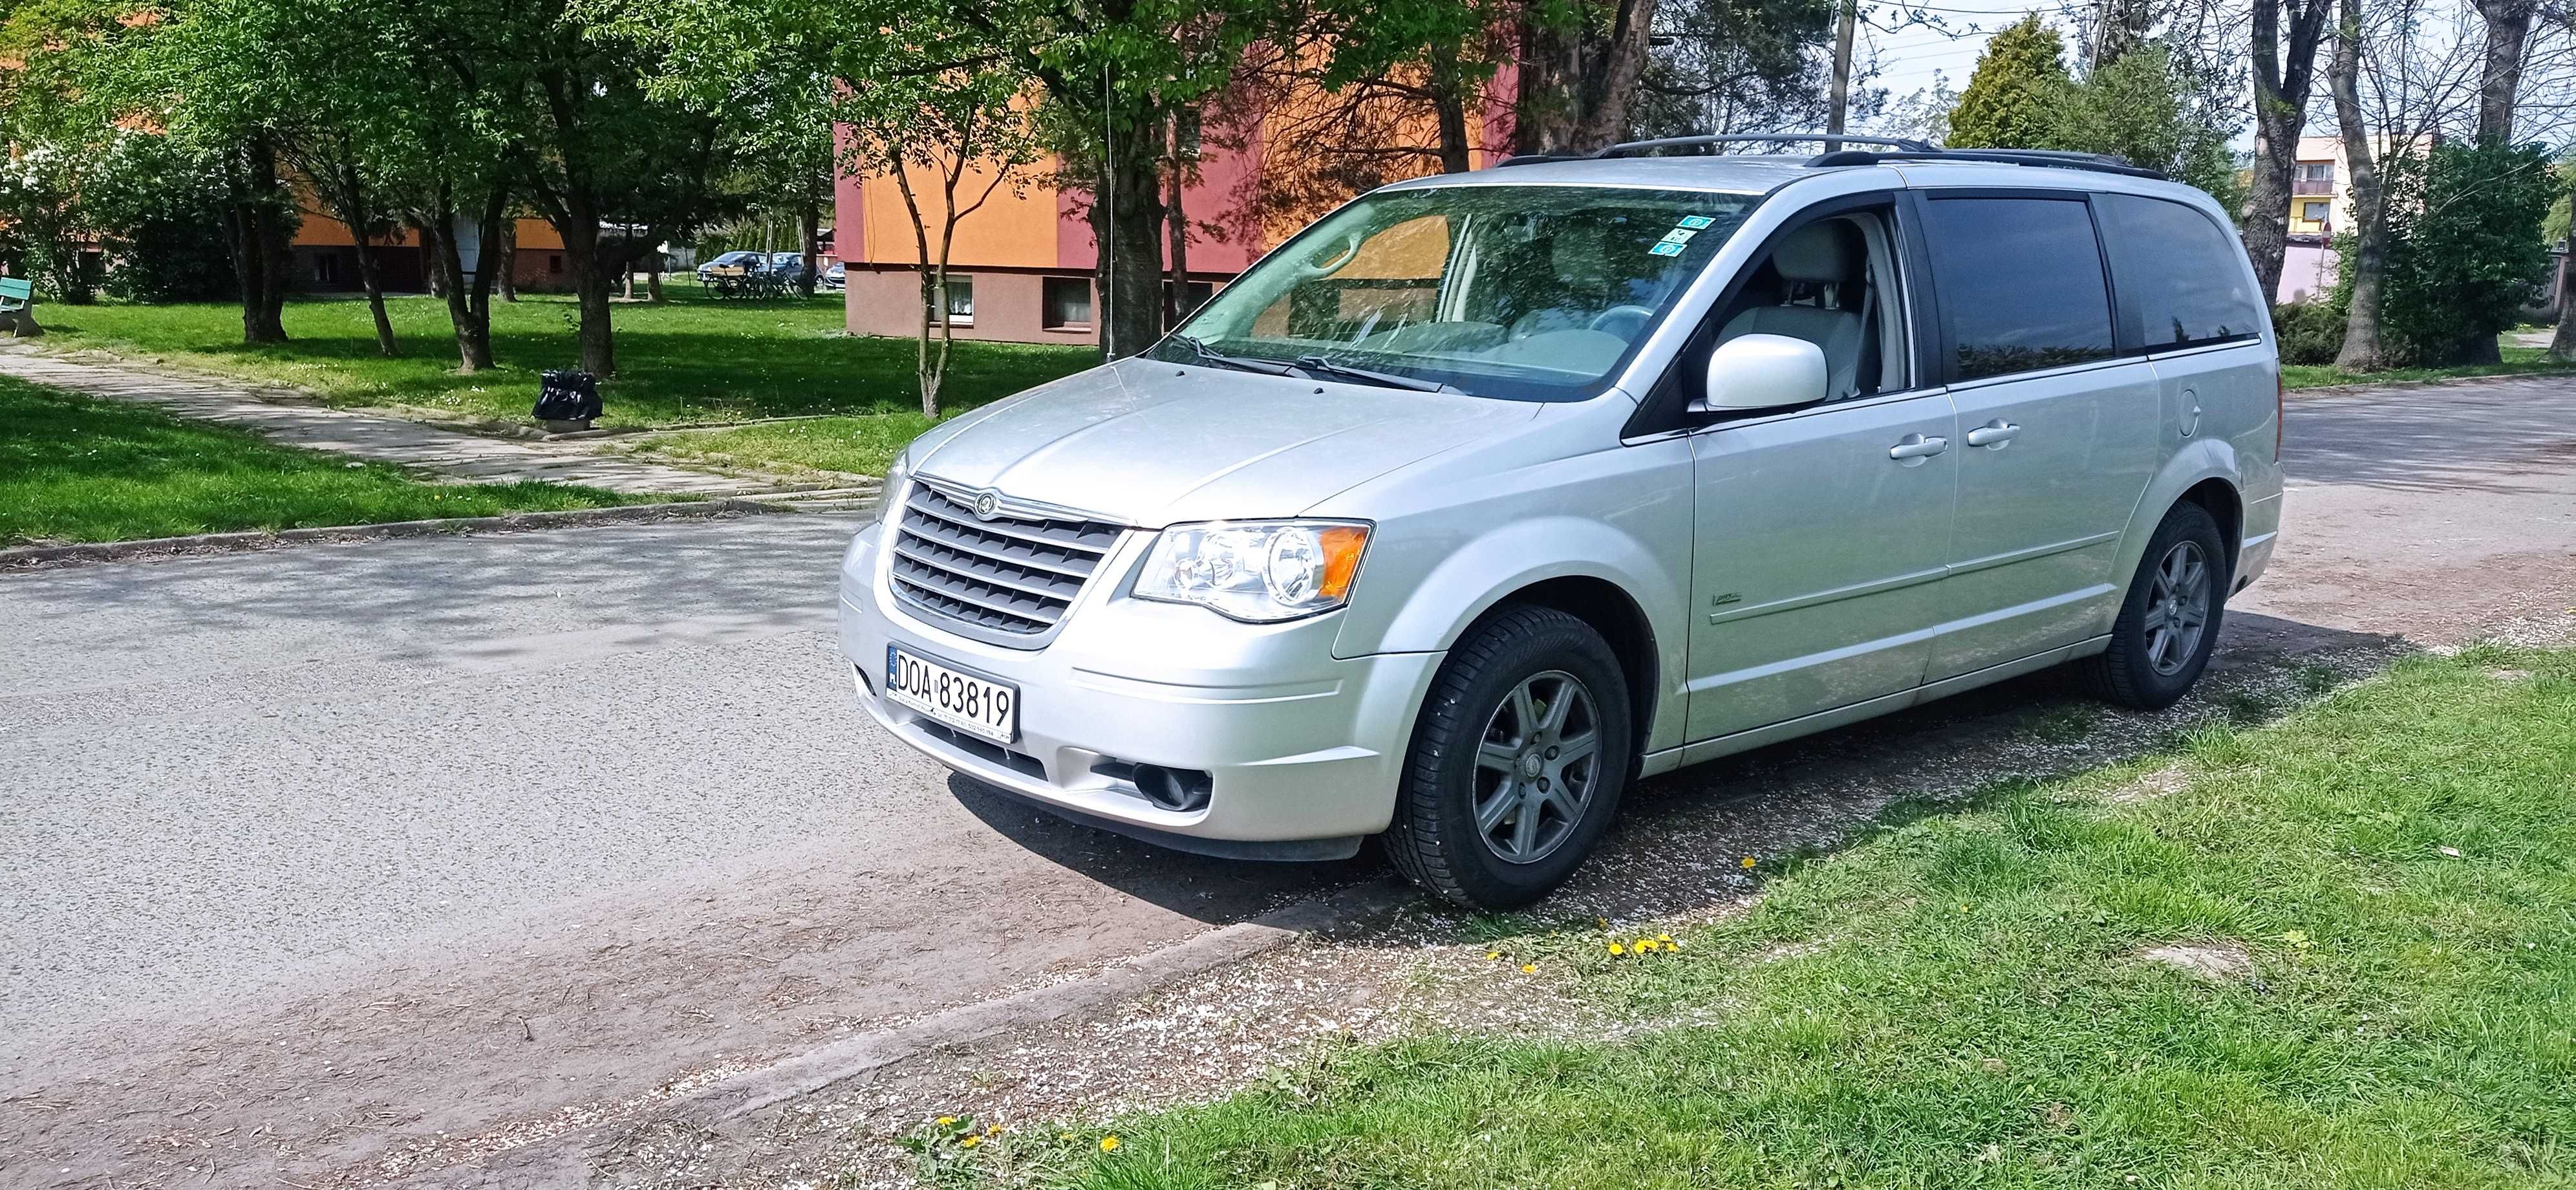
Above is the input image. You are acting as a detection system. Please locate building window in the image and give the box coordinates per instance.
[2298,161,2334,182]
[1042,276,1093,329]
[1165,279,1216,323]
[932,276,974,325]
[548,254,564,275]
[2299,200,2328,224]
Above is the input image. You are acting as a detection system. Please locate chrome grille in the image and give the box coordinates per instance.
[888,481,1122,644]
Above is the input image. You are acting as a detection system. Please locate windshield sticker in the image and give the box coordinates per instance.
[1658,228,1697,245]
[1677,215,1717,230]
[1648,241,1686,257]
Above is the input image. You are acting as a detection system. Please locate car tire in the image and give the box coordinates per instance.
[2078,501,2229,709]
[1383,605,1633,910]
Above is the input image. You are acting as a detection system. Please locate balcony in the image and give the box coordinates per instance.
[2292,178,2335,195]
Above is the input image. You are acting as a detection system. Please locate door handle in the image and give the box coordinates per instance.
[1966,420,2020,448]
[1888,433,1948,464]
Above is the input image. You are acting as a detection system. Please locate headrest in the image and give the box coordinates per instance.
[1771,221,1862,285]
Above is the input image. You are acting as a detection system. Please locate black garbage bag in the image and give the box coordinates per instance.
[534,370,603,423]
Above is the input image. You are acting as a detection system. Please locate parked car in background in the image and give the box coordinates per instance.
[823,261,846,291]
[766,252,813,287]
[697,250,763,284]
[840,136,2283,909]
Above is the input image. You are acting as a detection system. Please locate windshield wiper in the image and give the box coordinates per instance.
[1170,334,1300,378]
[1292,354,1448,393]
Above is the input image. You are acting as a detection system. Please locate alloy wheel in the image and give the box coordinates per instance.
[2143,539,2212,676]
[1471,670,1602,865]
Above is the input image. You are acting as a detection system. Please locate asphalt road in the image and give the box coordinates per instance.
[3,373,2571,1188]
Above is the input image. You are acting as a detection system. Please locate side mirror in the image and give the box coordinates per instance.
[1691,333,1828,413]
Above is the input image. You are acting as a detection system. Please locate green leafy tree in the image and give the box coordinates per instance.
[2054,45,2240,204]
[2377,138,2555,365]
[1945,14,2073,150]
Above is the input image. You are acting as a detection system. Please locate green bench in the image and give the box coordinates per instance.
[0,276,39,338]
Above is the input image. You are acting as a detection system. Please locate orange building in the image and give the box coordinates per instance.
[837,81,1516,346]
[291,206,576,294]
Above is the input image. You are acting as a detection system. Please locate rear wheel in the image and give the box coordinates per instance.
[2079,501,2227,709]
[1384,605,1633,909]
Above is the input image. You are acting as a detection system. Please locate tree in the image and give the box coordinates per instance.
[850,69,1040,416]
[1516,0,1666,153]
[2377,138,2555,363]
[2056,44,2242,201]
[2469,0,2540,138]
[1631,0,1846,140]
[2329,0,2390,367]
[2244,0,2338,303]
[1946,15,2074,149]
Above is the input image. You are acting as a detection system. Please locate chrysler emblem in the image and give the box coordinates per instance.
[972,491,1001,520]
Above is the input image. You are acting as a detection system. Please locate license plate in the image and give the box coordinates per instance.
[885,645,1018,744]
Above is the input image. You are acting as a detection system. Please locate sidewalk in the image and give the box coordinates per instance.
[0,347,825,500]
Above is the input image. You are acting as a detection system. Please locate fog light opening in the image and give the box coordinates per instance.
[1130,764,1214,813]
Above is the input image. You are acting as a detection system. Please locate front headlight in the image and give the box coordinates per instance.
[878,453,912,528]
[1135,520,1372,622]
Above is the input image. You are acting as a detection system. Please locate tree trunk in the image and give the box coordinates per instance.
[498,216,519,302]
[798,191,822,299]
[428,182,502,371]
[1514,0,1660,154]
[417,218,446,299]
[2470,0,2536,140]
[554,204,616,376]
[647,265,663,303]
[2330,0,2385,370]
[892,154,943,419]
[1092,115,1168,360]
[341,162,398,358]
[1430,61,1474,173]
[2551,226,2575,362]
[2243,0,2333,305]
[1166,109,1194,329]
[225,135,294,345]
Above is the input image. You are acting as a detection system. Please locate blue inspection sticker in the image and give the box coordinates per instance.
[1648,241,1687,257]
[1659,228,1698,245]
[1677,215,1717,229]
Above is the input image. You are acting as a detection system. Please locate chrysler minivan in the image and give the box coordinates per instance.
[838,138,2282,909]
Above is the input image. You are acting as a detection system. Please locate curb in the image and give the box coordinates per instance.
[0,497,799,570]
[403,880,1418,1188]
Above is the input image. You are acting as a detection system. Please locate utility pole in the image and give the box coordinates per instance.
[1827,0,1858,151]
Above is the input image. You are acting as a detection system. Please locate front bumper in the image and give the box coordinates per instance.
[837,523,1440,849]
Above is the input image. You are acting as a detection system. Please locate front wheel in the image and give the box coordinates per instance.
[2079,501,2228,709]
[1383,606,1633,909]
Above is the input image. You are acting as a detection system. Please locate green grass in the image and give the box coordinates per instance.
[0,377,645,545]
[981,648,2576,1189]
[613,413,938,481]
[2283,343,2573,390]
[34,290,1096,435]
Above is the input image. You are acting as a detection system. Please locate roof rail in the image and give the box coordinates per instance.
[1594,133,1937,157]
[1807,147,2168,179]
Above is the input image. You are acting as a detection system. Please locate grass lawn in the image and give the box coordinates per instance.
[0,377,645,545]
[34,290,1097,434]
[611,414,936,481]
[965,647,2576,1188]
[2283,341,2573,390]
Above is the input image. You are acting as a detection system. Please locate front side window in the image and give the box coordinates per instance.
[1922,197,2117,382]
[2098,194,2265,351]
[1155,184,1759,401]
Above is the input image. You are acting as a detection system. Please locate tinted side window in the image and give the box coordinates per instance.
[2097,193,2264,351]
[1922,197,2117,381]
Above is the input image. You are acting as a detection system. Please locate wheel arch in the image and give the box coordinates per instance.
[2114,440,2246,597]
[1469,576,1662,764]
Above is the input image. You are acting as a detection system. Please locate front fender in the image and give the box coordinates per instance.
[1342,514,1691,754]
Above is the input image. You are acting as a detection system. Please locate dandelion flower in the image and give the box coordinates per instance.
[938,1117,956,1126]
[961,1136,982,1149]
[1521,963,1538,973]
[987,1124,1003,1135]
[1100,1136,1121,1152]
[1739,856,1757,869]
[1608,941,1625,955]
[1487,951,1501,961]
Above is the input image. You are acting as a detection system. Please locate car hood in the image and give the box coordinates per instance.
[906,358,1546,527]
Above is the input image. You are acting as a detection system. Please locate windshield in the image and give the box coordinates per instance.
[1154,184,1758,401]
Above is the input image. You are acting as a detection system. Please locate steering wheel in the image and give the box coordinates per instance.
[1588,305,1655,338]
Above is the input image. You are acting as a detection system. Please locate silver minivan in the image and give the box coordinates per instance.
[838,139,2282,909]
